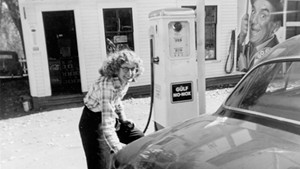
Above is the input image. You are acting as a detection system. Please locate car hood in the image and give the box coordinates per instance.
[113,114,300,169]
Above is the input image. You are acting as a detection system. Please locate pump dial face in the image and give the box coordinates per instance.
[173,22,182,32]
[168,21,190,58]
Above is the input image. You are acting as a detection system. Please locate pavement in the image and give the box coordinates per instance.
[0,88,232,169]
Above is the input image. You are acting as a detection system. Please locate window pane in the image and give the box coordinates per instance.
[226,61,300,121]
[205,24,216,60]
[287,1,300,22]
[205,6,217,60]
[103,8,134,54]
[286,27,300,39]
[182,6,217,60]
[205,6,217,23]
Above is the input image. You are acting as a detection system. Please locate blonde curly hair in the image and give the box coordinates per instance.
[99,49,144,81]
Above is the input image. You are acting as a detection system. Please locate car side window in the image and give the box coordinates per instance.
[266,62,300,93]
[238,63,280,109]
[226,60,300,121]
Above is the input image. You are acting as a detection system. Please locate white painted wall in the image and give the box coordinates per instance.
[19,0,239,97]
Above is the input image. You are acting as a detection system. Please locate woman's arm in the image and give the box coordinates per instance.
[100,82,125,152]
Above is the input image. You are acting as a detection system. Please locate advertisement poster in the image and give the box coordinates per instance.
[236,0,300,72]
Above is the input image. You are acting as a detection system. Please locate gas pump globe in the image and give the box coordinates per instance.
[149,8,199,130]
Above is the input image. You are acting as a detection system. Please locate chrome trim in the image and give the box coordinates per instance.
[222,104,300,125]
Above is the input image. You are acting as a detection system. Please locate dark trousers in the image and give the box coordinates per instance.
[78,106,144,169]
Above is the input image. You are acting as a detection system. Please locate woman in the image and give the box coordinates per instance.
[79,49,144,169]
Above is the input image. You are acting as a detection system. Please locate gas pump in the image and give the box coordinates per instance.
[149,8,199,130]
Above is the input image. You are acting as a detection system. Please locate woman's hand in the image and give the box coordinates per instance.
[120,119,134,129]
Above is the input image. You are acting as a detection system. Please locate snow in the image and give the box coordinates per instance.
[0,88,232,169]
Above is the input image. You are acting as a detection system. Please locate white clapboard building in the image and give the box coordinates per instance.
[18,0,245,103]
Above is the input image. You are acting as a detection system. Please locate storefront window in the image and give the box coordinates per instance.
[182,6,217,60]
[286,1,300,22]
[286,1,300,39]
[205,6,217,60]
[103,8,134,54]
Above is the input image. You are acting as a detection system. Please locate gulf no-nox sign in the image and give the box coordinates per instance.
[171,81,193,103]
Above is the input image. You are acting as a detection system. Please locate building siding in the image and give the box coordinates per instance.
[79,2,103,90]
[205,0,238,78]
[19,0,239,97]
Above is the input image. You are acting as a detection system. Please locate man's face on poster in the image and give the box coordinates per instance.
[249,0,280,46]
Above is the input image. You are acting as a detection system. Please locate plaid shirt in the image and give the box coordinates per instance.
[84,76,129,151]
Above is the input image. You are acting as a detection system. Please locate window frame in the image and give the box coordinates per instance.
[182,5,218,60]
[102,8,135,54]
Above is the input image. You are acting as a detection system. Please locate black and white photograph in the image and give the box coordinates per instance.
[1,0,300,168]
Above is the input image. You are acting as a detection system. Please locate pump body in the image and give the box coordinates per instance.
[149,8,199,130]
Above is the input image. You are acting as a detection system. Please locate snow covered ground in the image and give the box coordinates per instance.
[0,88,232,169]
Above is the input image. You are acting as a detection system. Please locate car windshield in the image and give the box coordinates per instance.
[225,59,300,121]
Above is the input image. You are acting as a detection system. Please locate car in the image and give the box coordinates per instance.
[111,35,300,169]
[0,51,23,77]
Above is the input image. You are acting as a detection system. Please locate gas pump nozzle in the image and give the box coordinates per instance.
[152,56,160,64]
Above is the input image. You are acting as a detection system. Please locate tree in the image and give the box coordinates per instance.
[1,0,25,58]
[0,0,2,25]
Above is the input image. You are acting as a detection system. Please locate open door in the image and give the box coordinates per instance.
[43,11,81,95]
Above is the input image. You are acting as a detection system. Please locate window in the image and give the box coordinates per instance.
[286,1,300,39]
[103,8,134,54]
[205,6,217,60]
[226,61,300,121]
[182,6,217,60]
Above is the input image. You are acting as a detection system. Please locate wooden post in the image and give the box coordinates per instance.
[196,0,206,114]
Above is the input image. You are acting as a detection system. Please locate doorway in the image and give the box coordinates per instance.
[43,11,81,95]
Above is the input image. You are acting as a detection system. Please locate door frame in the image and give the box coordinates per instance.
[36,4,85,96]
[42,10,82,95]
